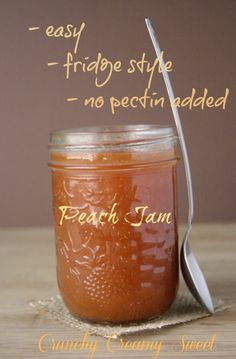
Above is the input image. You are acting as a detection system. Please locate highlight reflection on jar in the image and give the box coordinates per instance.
[49,124,179,324]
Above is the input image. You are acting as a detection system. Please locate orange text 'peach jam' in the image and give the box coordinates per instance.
[49,125,179,323]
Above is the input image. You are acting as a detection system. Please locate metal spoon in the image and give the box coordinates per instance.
[145,17,214,314]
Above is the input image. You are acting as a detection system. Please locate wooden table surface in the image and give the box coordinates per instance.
[0,223,235,358]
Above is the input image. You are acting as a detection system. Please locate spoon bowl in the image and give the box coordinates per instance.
[181,232,214,313]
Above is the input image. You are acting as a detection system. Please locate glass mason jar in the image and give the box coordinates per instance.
[49,124,179,324]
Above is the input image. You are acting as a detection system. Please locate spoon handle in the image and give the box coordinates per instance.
[145,17,194,229]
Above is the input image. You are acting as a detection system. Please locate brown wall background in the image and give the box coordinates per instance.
[0,0,235,227]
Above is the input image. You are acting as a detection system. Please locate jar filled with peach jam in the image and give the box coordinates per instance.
[49,124,179,324]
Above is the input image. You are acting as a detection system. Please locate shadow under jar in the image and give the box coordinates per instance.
[49,124,179,324]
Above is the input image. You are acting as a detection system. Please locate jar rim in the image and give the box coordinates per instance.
[49,124,177,151]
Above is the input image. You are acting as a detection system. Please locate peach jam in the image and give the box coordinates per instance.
[49,124,179,323]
